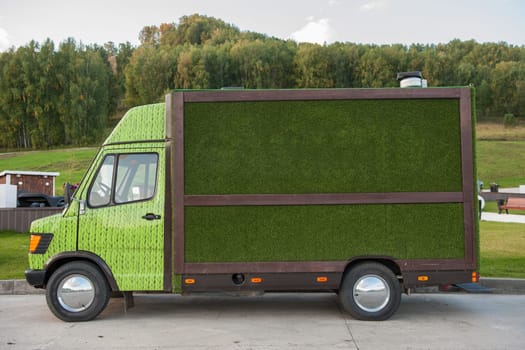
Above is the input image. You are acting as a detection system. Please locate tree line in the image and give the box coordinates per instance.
[1,14,523,149]
[0,39,133,149]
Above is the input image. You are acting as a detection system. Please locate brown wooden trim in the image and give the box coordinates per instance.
[463,199,476,265]
[181,272,342,293]
[459,88,476,267]
[184,261,349,274]
[181,270,475,294]
[181,88,463,103]
[403,270,473,287]
[184,192,464,207]
[396,258,476,271]
[167,87,477,278]
[184,258,475,275]
[171,92,185,274]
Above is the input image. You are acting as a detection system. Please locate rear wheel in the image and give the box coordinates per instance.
[339,262,401,321]
[46,261,110,322]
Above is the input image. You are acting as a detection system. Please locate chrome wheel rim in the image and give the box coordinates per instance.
[57,274,95,313]
[353,275,390,313]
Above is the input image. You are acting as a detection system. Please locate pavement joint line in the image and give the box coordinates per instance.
[1,277,524,295]
[334,297,360,350]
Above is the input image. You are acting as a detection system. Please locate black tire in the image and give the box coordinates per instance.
[339,262,401,321]
[46,261,110,322]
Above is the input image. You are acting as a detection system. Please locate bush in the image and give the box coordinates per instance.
[504,113,517,128]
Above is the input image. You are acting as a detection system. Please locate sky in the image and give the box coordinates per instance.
[0,0,524,51]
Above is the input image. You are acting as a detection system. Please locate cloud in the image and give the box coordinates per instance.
[360,1,387,12]
[289,18,334,44]
[0,27,10,51]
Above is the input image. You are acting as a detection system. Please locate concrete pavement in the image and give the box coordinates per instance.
[1,293,524,349]
[481,211,525,224]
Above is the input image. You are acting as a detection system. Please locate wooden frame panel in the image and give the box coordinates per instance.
[165,88,476,275]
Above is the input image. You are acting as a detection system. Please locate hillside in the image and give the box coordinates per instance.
[0,148,97,190]
[1,121,524,193]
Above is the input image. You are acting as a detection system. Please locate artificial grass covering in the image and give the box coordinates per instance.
[184,99,462,194]
[185,204,465,262]
[183,97,467,262]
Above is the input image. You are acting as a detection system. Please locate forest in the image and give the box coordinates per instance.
[0,14,523,149]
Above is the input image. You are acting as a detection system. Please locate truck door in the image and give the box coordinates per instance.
[78,147,165,291]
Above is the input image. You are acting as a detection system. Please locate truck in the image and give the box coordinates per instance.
[25,86,478,322]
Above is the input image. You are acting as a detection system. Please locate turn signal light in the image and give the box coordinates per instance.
[184,278,196,285]
[316,276,328,283]
[251,277,262,284]
[472,272,479,283]
[417,275,429,282]
[28,233,53,254]
[29,235,42,253]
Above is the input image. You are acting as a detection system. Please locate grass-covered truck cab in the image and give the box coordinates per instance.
[26,104,167,321]
[26,88,478,322]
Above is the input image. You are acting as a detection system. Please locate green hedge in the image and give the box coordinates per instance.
[184,99,462,194]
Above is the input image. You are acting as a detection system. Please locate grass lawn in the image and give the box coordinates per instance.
[475,120,525,189]
[0,231,30,280]
[1,221,523,280]
[479,221,525,279]
[0,147,98,189]
[477,140,525,188]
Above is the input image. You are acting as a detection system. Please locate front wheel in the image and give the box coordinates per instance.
[46,261,110,322]
[338,262,401,321]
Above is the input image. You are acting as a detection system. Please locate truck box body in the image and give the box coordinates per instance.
[26,87,478,321]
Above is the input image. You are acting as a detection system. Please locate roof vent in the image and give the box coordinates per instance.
[397,71,427,88]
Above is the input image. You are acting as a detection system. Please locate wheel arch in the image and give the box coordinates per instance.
[342,257,402,286]
[43,251,119,291]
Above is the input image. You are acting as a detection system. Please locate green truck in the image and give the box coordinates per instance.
[26,87,478,322]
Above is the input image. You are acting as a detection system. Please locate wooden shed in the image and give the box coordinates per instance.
[0,170,60,196]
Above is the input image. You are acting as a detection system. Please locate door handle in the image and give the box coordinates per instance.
[142,213,161,220]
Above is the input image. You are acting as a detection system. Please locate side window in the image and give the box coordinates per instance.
[88,155,115,207]
[115,154,158,204]
[87,153,158,207]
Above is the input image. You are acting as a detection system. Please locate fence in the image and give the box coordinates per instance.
[0,208,63,232]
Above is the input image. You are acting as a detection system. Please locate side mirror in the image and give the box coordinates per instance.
[64,183,77,205]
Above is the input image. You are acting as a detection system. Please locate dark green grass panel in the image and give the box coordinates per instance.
[184,99,462,194]
[184,204,465,262]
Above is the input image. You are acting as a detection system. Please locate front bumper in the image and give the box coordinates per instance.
[25,269,46,288]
